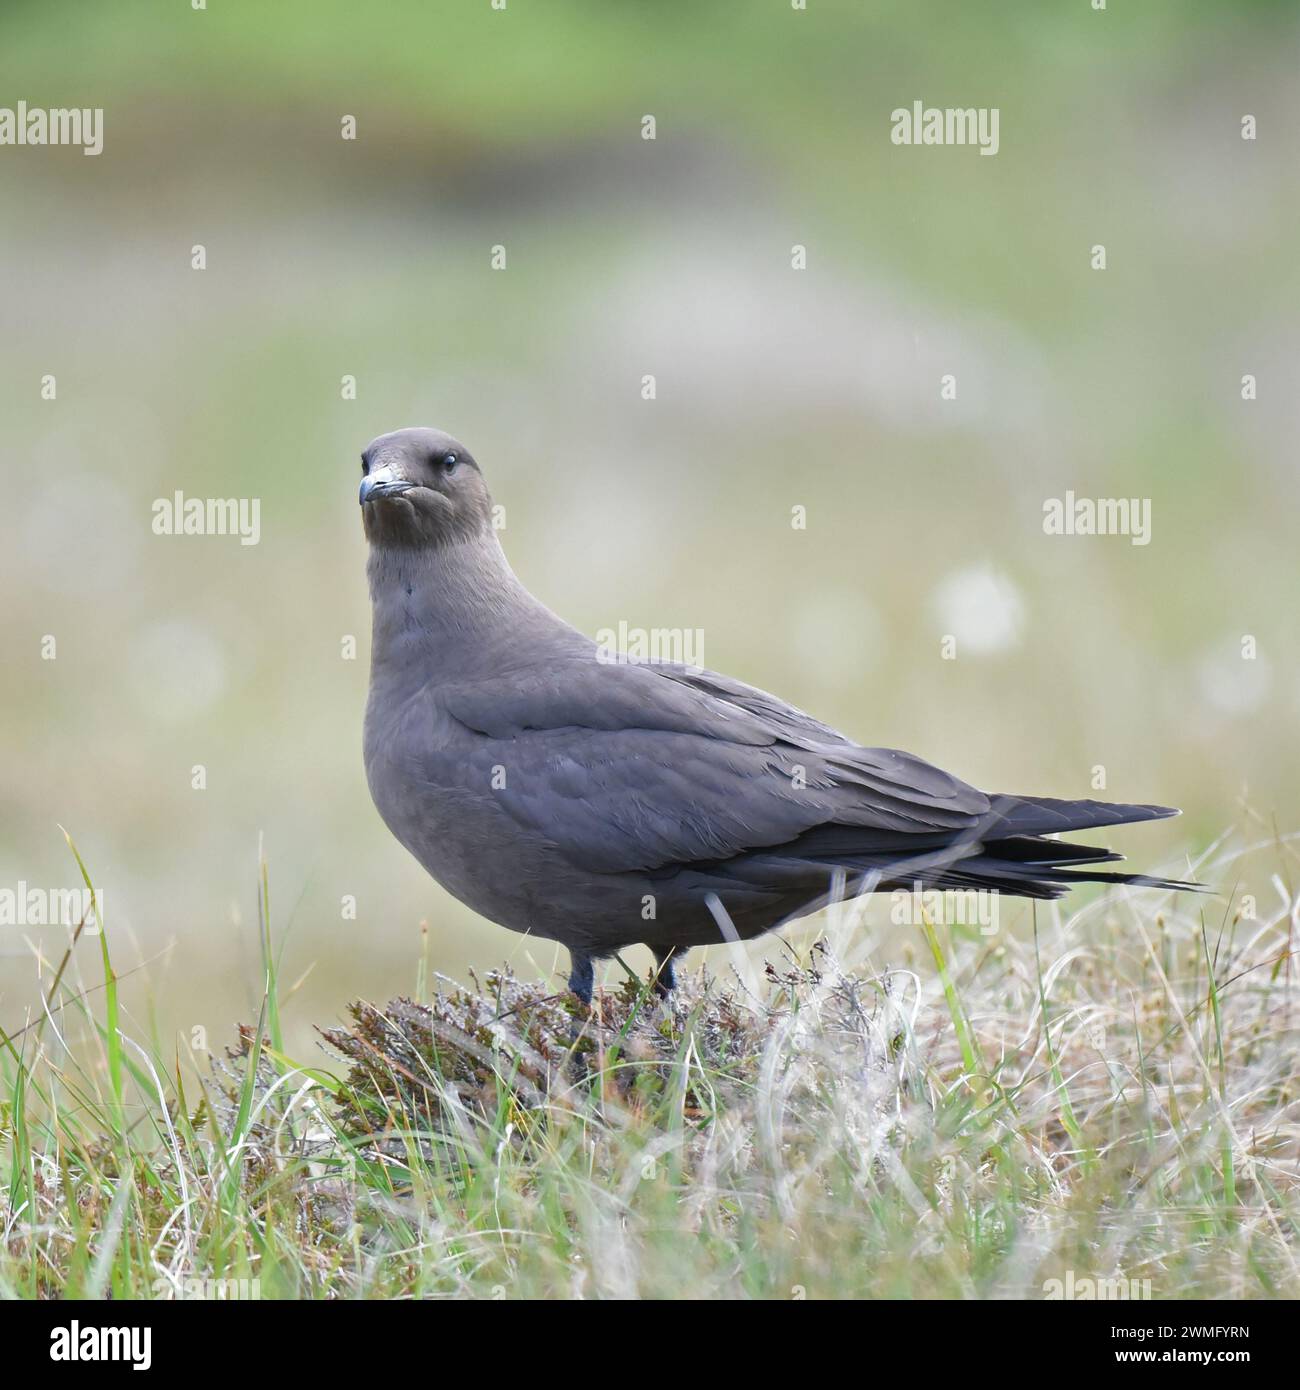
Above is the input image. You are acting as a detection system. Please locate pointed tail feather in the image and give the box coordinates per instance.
[986,794,1180,837]
[942,855,1204,897]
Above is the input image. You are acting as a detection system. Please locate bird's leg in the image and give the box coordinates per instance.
[650,946,684,997]
[567,950,595,1006]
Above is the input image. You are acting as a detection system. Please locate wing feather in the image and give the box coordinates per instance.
[437,657,989,874]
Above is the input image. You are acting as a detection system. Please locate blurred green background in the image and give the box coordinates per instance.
[2,1,1296,1054]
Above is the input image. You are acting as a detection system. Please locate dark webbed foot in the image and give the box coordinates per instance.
[650,946,685,998]
[567,951,595,1006]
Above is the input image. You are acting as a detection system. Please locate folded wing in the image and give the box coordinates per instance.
[437,657,991,876]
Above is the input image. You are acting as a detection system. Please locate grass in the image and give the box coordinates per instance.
[1,833,1297,1300]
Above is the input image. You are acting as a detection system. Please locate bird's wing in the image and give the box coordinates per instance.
[650,662,861,748]
[435,657,990,875]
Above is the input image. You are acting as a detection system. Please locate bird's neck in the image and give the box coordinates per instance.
[366,528,577,686]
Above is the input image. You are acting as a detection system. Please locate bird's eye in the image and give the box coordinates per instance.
[360,455,370,476]
[443,453,459,472]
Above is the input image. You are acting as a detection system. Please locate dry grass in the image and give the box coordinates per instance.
[1,832,1297,1299]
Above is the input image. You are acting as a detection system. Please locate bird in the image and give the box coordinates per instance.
[359,426,1195,1005]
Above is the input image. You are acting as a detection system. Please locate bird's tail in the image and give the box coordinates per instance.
[985,793,1180,837]
[743,794,1202,911]
[937,794,1201,897]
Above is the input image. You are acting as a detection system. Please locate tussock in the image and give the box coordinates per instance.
[4,834,1299,1298]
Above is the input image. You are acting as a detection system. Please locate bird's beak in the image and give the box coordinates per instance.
[359,465,413,505]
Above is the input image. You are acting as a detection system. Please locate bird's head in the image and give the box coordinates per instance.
[358,427,494,548]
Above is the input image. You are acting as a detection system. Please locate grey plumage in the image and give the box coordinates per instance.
[359,426,1195,1004]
